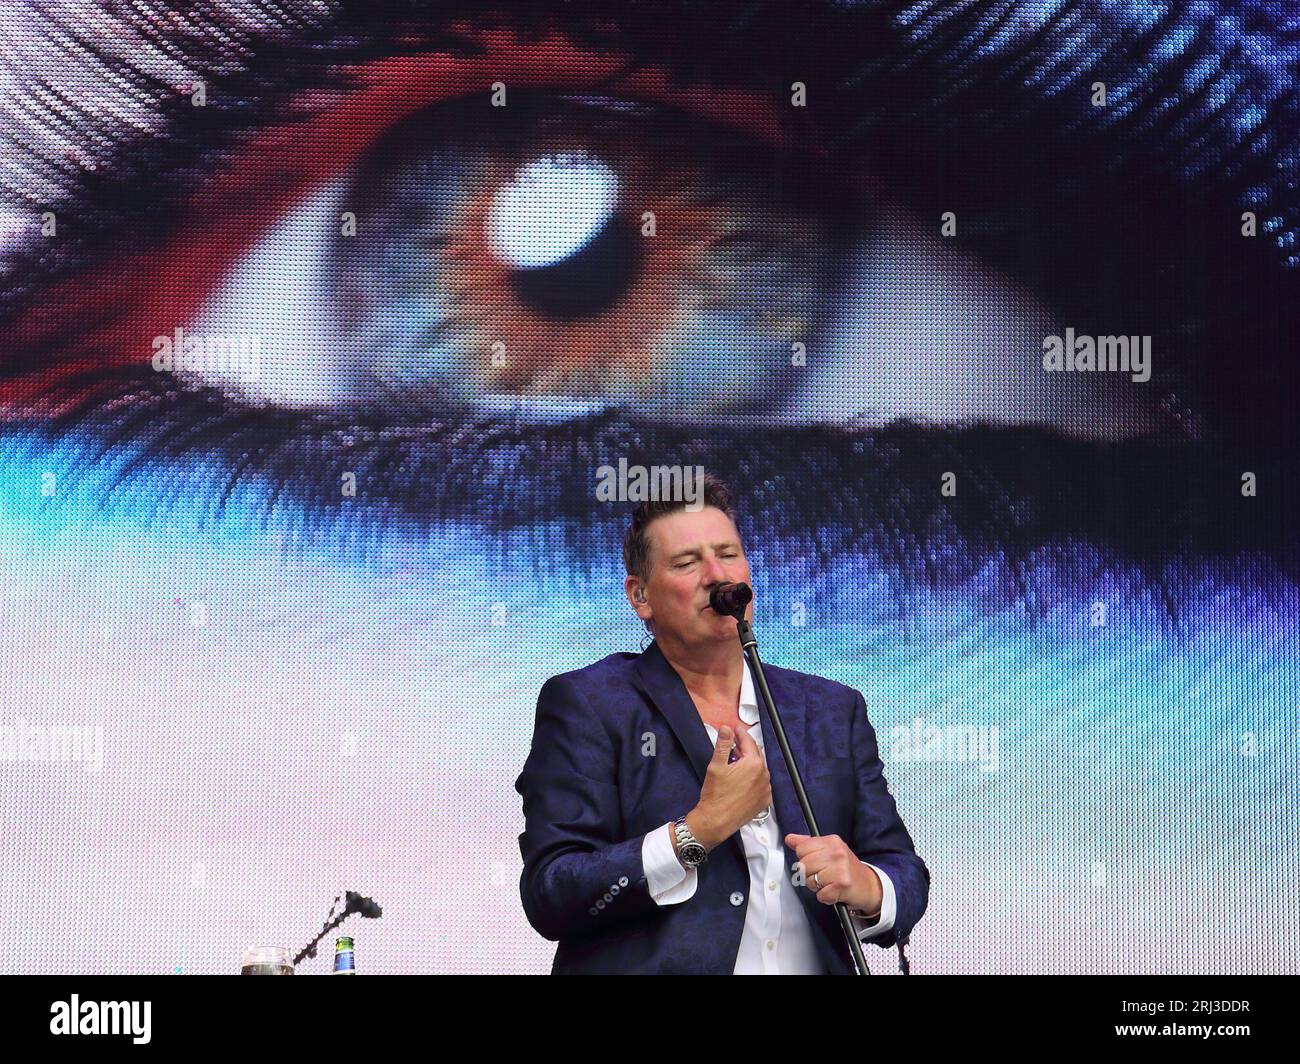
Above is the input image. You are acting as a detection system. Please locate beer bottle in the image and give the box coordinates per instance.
[333,936,356,974]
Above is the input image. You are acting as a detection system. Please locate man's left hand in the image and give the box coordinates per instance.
[785,832,882,915]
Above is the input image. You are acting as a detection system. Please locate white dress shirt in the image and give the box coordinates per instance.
[640,665,897,973]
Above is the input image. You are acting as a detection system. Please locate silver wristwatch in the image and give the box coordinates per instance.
[672,815,708,869]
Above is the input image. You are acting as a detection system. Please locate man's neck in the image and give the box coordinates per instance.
[658,638,744,705]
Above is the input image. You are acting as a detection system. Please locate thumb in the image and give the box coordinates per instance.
[711,726,733,761]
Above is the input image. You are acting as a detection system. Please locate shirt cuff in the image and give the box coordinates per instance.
[642,822,698,904]
[849,861,896,941]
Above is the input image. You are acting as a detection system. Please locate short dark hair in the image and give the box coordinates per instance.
[622,472,740,585]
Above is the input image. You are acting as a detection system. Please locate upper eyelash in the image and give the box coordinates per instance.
[1,0,1293,440]
[3,0,1295,309]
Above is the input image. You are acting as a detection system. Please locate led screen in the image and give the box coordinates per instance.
[1,0,1297,974]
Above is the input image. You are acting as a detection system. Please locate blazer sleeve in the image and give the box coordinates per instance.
[514,673,666,941]
[847,688,931,948]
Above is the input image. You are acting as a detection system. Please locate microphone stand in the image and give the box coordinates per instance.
[734,616,873,976]
[293,890,383,969]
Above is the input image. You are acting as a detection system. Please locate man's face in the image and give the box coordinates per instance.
[636,506,753,649]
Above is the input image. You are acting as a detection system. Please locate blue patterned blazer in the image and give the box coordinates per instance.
[515,640,930,974]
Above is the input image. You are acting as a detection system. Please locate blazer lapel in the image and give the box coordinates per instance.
[632,641,845,970]
[631,640,757,879]
[631,641,811,832]
[630,640,717,785]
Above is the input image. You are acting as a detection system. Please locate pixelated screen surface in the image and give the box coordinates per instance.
[1,1,1297,973]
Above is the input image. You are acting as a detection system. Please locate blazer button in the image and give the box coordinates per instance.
[729,891,744,906]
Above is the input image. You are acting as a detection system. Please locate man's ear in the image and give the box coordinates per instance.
[625,576,651,617]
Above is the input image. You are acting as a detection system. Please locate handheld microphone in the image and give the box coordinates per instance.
[708,582,752,618]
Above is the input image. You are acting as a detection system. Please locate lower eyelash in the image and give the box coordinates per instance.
[5,366,1297,633]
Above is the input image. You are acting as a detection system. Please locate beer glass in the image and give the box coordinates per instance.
[240,945,294,975]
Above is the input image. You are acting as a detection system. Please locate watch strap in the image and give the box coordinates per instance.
[673,815,707,866]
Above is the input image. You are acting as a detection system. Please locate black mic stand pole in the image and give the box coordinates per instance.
[734,616,873,976]
[293,890,383,969]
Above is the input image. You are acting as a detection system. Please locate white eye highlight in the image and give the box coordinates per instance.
[486,152,620,269]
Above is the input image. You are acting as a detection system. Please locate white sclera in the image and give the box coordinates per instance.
[185,176,354,407]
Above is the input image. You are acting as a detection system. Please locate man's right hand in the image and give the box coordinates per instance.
[685,726,772,852]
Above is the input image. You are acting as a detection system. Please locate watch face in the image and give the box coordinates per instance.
[680,842,707,866]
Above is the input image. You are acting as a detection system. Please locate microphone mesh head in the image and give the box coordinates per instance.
[710,582,752,615]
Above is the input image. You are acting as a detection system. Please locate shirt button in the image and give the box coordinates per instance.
[766,940,776,951]
[767,880,777,891]
[729,891,744,906]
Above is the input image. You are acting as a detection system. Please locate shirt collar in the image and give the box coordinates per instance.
[738,663,759,724]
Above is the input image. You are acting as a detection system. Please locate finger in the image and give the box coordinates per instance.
[785,833,828,859]
[809,861,841,896]
[786,833,840,863]
[816,883,843,905]
[787,841,816,862]
[793,859,824,891]
[787,832,839,847]
[820,834,853,859]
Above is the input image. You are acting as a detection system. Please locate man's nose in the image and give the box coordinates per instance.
[702,555,729,584]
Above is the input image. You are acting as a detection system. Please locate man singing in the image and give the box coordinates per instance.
[515,474,929,973]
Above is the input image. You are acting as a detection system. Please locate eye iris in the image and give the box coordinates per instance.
[486,152,643,320]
